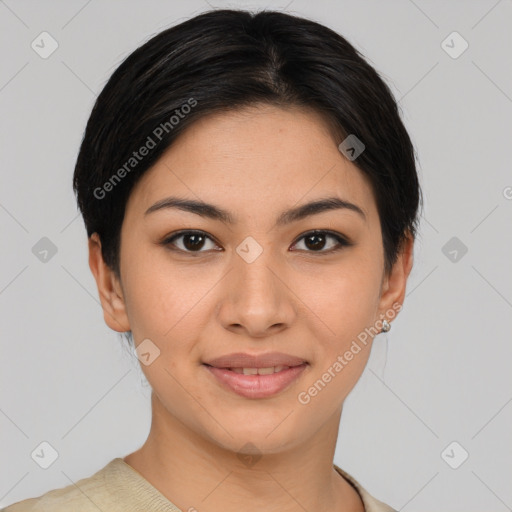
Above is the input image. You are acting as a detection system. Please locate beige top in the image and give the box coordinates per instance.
[2,457,396,512]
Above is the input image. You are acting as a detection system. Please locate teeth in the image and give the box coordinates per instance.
[229,366,291,375]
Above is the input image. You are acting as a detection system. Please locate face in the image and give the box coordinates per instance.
[91,104,411,455]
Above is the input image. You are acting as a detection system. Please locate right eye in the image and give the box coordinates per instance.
[161,230,222,254]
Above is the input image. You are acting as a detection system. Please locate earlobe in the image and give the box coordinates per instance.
[88,233,131,332]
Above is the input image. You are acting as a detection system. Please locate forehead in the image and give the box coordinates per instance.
[126,104,377,224]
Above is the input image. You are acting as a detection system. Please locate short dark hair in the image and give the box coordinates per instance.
[73,8,422,277]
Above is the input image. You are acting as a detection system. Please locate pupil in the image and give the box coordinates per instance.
[184,234,205,251]
[305,233,325,250]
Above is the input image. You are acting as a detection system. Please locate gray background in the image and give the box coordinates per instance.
[1,0,511,510]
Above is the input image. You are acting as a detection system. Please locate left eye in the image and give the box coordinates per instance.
[161,230,349,254]
[291,230,349,253]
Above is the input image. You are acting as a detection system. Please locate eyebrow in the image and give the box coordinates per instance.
[144,195,366,225]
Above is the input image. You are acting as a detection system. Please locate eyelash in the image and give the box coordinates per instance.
[160,229,352,256]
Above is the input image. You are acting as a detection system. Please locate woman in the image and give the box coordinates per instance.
[3,8,421,512]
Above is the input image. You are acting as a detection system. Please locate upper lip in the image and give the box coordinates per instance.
[203,352,307,369]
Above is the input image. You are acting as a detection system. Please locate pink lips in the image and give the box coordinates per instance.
[205,364,307,399]
[204,351,307,369]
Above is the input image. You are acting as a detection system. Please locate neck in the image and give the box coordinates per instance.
[123,393,365,512]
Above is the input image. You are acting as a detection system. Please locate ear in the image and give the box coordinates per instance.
[88,233,131,332]
[376,232,415,326]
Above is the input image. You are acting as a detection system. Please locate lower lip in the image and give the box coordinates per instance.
[204,364,308,399]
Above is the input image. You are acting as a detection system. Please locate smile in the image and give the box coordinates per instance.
[203,363,308,399]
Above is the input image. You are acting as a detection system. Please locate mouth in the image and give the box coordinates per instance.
[202,354,308,399]
[210,365,296,375]
[203,351,307,369]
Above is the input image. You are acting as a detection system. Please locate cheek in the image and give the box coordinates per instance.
[123,264,206,342]
[293,252,382,397]
[295,272,381,416]
[121,258,207,401]
[119,244,219,379]
[297,253,382,337]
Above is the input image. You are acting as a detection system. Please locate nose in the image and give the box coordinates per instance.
[216,246,297,339]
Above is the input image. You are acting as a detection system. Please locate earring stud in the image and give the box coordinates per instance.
[381,319,391,333]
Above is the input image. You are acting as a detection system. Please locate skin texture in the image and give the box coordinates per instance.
[89,104,414,512]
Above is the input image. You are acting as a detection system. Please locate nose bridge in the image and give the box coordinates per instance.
[234,236,281,306]
[219,235,295,335]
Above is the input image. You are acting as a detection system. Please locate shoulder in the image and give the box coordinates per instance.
[2,460,117,512]
[333,464,397,512]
